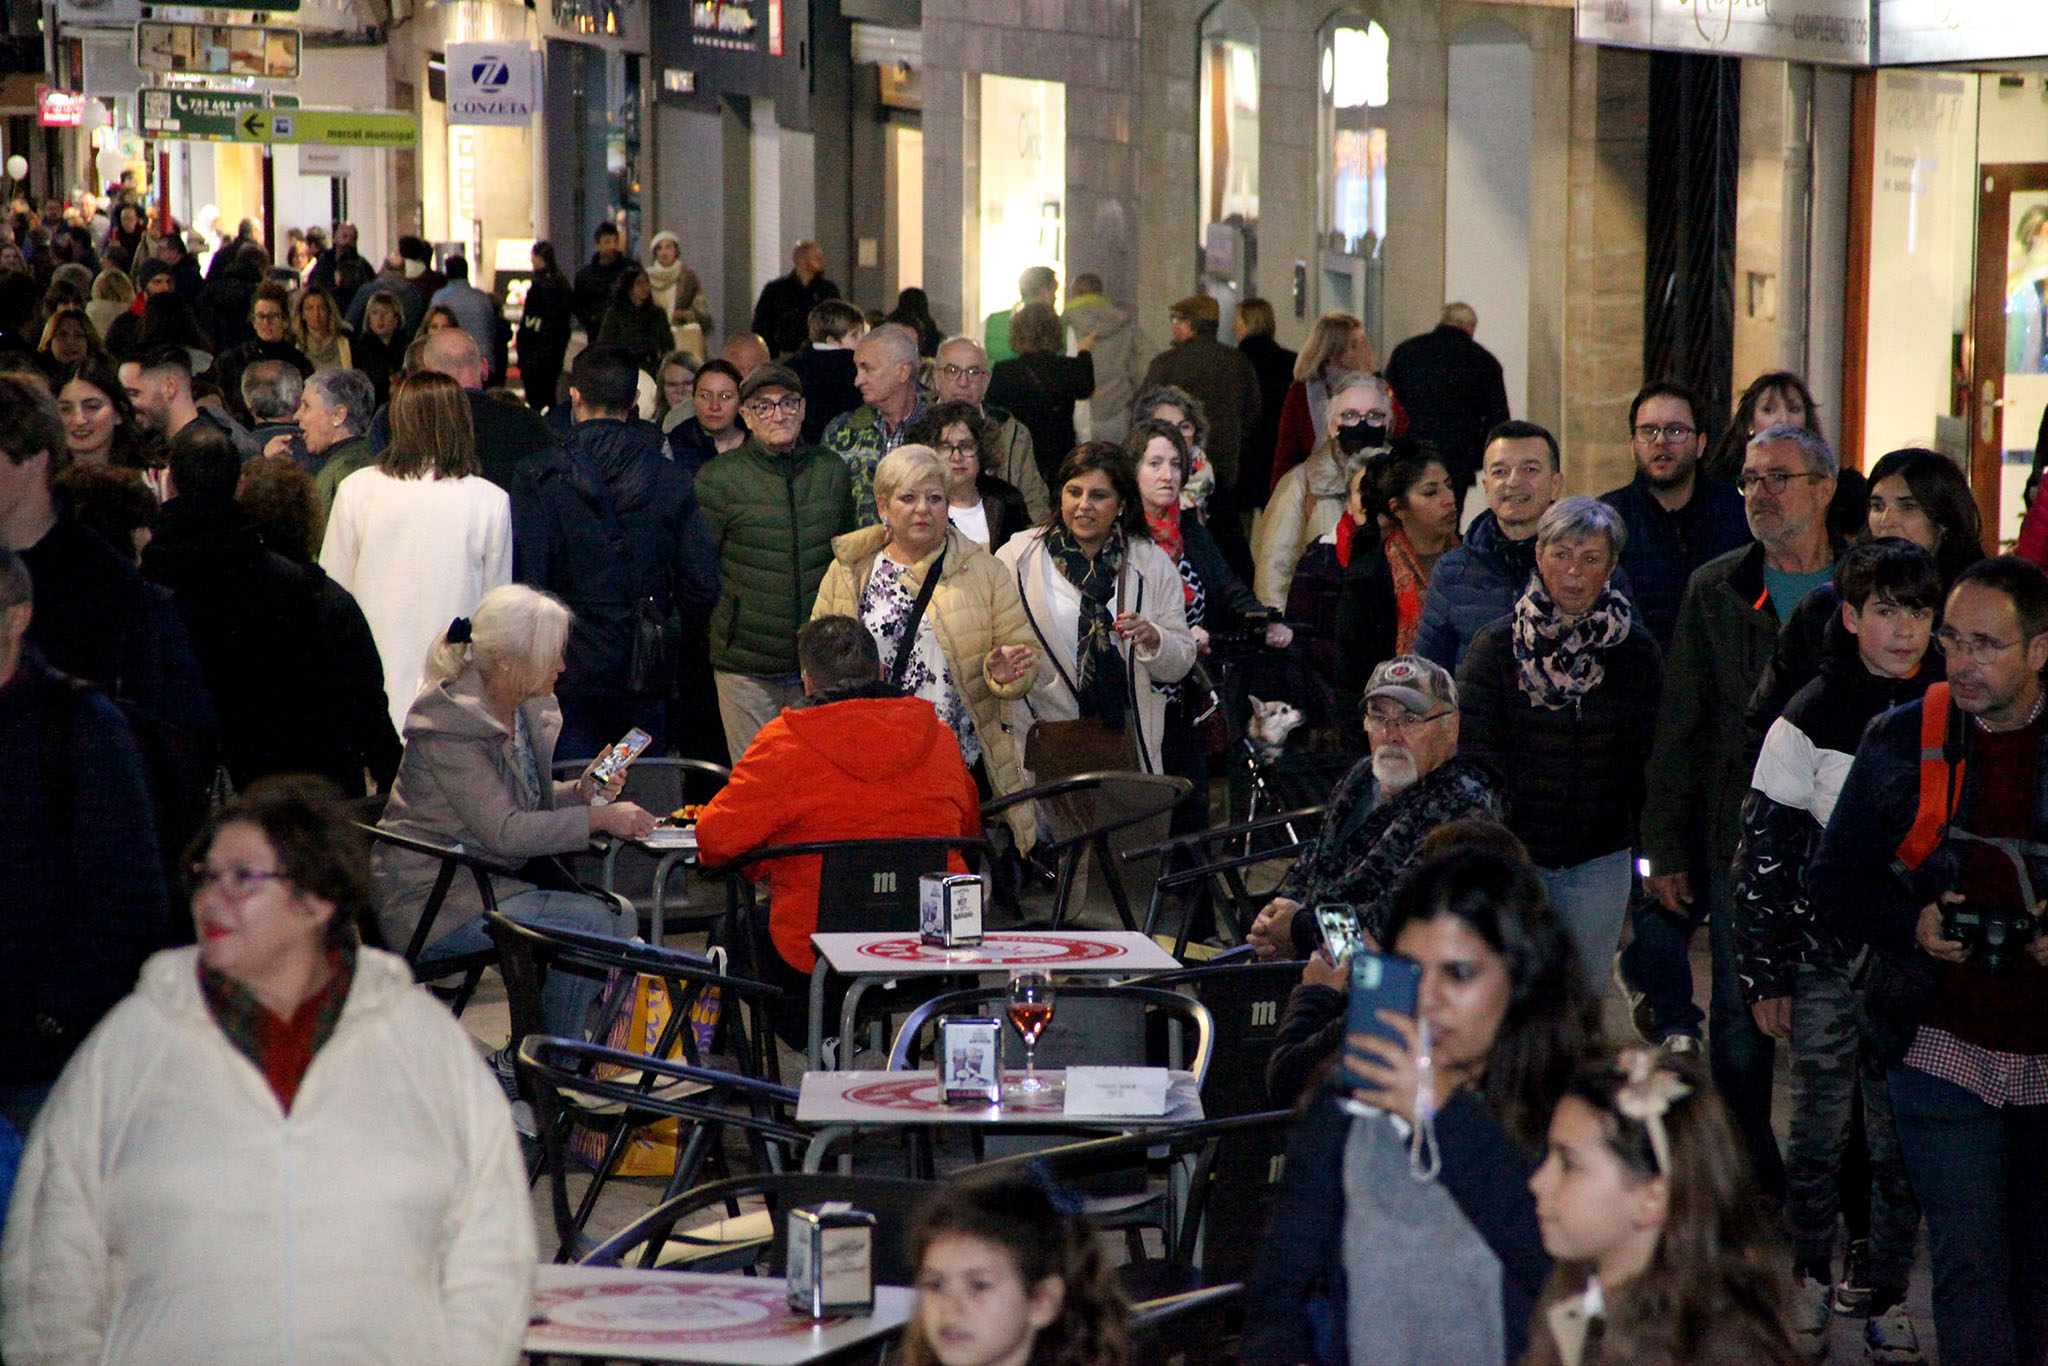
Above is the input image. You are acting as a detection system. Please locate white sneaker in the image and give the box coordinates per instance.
[1863,1304,1922,1364]
[1659,1033,1701,1056]
[1790,1273,1830,1358]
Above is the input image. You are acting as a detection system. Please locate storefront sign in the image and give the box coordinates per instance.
[1574,0,1873,64]
[233,107,418,147]
[1876,0,2048,64]
[36,87,87,126]
[445,43,537,126]
[137,86,263,140]
[298,145,347,175]
[137,22,300,79]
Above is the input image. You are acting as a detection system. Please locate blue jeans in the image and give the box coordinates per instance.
[1538,850,1633,988]
[422,888,629,1038]
[1889,1062,2048,1366]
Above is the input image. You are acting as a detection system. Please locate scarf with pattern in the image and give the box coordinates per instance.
[1046,523,1130,727]
[1383,523,1447,656]
[1144,504,1197,608]
[1511,577,1634,711]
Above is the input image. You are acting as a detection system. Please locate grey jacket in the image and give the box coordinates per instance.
[370,666,590,951]
[991,412,1052,522]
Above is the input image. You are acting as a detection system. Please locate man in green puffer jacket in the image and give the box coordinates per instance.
[696,364,855,760]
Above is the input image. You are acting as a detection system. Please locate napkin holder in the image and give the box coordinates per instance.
[919,872,984,946]
[786,1203,875,1317]
[937,1015,1003,1104]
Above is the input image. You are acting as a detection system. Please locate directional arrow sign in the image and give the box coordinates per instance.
[138,88,263,141]
[232,108,419,148]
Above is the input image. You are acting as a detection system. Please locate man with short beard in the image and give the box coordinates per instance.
[1245,654,1503,962]
[1600,380,1750,649]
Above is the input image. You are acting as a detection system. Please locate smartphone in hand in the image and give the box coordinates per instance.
[1313,903,1365,964]
[1343,951,1422,1060]
[587,727,653,796]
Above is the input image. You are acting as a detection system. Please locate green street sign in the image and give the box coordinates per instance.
[232,107,418,148]
[138,87,262,141]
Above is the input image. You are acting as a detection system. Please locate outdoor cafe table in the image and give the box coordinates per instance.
[795,1068,1204,1172]
[524,1264,913,1364]
[600,826,697,942]
[805,930,1183,1069]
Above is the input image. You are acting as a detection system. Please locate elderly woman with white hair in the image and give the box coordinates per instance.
[373,584,657,1050]
[1252,369,1393,609]
[1452,495,1662,977]
[812,444,1042,851]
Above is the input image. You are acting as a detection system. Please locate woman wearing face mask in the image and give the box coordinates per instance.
[1746,445,1980,737]
[1454,497,1662,982]
[1253,371,1391,610]
[1244,849,1602,1366]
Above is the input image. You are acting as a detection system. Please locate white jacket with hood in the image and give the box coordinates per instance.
[1,946,536,1366]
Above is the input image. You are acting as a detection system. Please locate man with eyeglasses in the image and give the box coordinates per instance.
[1600,380,1750,649]
[1632,422,1840,1207]
[0,547,169,1135]
[931,335,1051,521]
[1246,654,1503,965]
[1810,556,2048,1365]
[822,324,926,529]
[695,363,854,761]
[786,299,865,443]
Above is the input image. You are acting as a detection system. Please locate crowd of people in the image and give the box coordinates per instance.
[5,199,2048,1365]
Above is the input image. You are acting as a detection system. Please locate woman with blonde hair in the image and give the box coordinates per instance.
[293,282,352,371]
[373,585,653,1045]
[1270,312,1377,491]
[320,371,513,729]
[813,444,1041,850]
[1254,370,1391,608]
[85,266,133,338]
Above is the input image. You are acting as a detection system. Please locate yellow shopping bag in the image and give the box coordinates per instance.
[569,956,724,1177]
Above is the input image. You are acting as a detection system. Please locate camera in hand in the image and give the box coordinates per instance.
[1942,899,2046,971]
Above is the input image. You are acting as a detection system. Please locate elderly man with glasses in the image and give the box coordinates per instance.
[695,363,855,761]
[930,335,1051,521]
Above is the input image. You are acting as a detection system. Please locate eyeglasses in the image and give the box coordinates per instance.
[744,395,803,416]
[938,441,979,458]
[1333,409,1390,427]
[1735,469,1827,496]
[189,864,289,899]
[1362,708,1449,733]
[938,364,989,382]
[1632,423,1698,444]
[1932,626,2025,666]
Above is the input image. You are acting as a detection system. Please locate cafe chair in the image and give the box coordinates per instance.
[1127,1281,1247,1366]
[1124,960,1305,1119]
[516,1035,809,1262]
[551,757,731,931]
[980,772,1192,932]
[353,822,501,1016]
[579,1171,933,1282]
[1120,805,1325,958]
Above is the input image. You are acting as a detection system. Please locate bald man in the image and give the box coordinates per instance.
[821,323,925,528]
[723,332,771,383]
[365,327,559,489]
[750,241,841,359]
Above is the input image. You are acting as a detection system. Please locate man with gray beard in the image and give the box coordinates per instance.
[1246,655,1504,962]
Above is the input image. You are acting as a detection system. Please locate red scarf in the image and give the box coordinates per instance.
[1385,524,1449,656]
[1334,515,1360,569]
[1146,505,1197,607]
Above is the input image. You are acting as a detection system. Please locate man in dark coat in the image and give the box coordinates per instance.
[211,281,314,427]
[366,328,558,491]
[0,549,169,1134]
[785,299,865,442]
[1233,297,1297,511]
[200,241,270,355]
[750,241,841,359]
[571,223,635,341]
[511,343,719,758]
[1140,294,1262,497]
[1384,304,1512,510]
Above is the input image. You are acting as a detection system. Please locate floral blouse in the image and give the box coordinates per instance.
[860,554,981,766]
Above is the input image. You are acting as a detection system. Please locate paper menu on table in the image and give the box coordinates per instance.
[1061,1066,1171,1116]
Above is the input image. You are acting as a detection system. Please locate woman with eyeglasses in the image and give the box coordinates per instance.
[1454,496,1662,982]
[907,400,1031,553]
[1,777,536,1364]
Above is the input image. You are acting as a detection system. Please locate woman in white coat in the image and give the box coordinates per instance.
[320,370,512,731]
[1252,369,1392,609]
[997,441,1196,779]
[1,777,535,1365]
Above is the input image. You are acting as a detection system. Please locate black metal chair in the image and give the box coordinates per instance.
[1121,805,1325,957]
[552,757,731,930]
[982,772,1192,930]
[353,822,501,1015]
[1127,960,1305,1118]
[579,1171,934,1281]
[515,1035,809,1261]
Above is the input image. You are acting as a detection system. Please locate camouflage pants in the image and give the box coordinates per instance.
[1788,960,1920,1290]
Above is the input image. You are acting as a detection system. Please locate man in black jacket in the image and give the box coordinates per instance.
[750,241,841,359]
[572,223,635,341]
[367,328,558,490]
[0,549,169,1134]
[785,299,865,442]
[1384,304,1511,510]
[511,343,719,758]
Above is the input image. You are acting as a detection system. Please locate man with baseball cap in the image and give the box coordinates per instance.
[1246,654,1504,962]
[695,363,856,759]
[1141,293,1262,532]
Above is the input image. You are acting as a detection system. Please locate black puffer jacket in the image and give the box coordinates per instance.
[511,417,721,698]
[1455,607,1662,869]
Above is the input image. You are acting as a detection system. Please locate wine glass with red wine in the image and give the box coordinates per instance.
[1006,969,1056,1094]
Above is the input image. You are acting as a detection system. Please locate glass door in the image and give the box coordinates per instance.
[1971,165,2048,551]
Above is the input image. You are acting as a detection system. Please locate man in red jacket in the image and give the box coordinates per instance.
[696,615,981,1039]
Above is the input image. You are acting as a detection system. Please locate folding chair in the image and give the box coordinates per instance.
[354,822,501,1015]
[981,772,1191,930]
[1122,805,1325,957]
[1129,960,1304,1118]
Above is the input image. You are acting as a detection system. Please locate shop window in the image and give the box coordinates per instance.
[1199,2,1260,313]
[976,74,1065,332]
[1318,14,1388,341]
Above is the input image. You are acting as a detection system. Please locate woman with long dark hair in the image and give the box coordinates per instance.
[54,357,163,494]
[517,241,574,411]
[1325,440,1462,696]
[598,265,673,375]
[1710,370,1866,542]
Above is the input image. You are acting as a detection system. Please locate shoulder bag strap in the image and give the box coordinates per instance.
[1017,541,1084,701]
[887,546,946,686]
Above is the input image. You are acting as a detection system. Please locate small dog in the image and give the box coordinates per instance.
[1244,696,1306,761]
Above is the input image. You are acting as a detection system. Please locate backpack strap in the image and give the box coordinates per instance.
[1896,682,1963,870]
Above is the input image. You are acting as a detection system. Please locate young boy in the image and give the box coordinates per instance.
[1731,537,1942,1363]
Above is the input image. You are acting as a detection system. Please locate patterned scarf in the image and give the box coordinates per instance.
[1046,523,1130,727]
[1511,577,1634,711]
[1144,504,1197,608]
[1383,524,1445,657]
[200,943,356,1112]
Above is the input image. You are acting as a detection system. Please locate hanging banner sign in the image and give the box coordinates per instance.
[37,87,88,126]
[1574,0,1872,64]
[445,42,538,126]
[137,21,300,80]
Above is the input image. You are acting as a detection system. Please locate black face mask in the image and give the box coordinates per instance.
[1337,418,1389,455]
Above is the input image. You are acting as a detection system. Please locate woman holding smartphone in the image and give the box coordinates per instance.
[1243,849,1600,1366]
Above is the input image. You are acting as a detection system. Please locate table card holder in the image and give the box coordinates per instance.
[919,872,984,947]
[1062,1066,1171,1117]
[786,1203,876,1318]
[937,1015,1003,1103]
